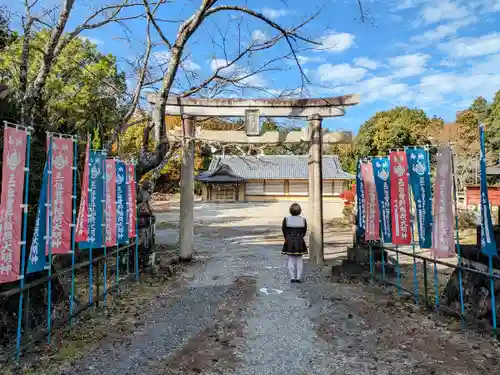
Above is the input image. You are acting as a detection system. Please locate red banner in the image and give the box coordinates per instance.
[48,136,74,254]
[0,126,28,283]
[76,135,90,242]
[105,160,117,247]
[127,163,137,238]
[361,162,380,241]
[390,151,412,245]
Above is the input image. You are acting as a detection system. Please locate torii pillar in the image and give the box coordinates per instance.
[147,94,359,265]
[308,114,324,265]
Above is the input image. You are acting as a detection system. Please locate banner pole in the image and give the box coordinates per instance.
[409,189,420,306]
[378,221,385,280]
[433,148,440,311]
[134,164,140,282]
[102,157,108,306]
[395,244,401,296]
[450,147,465,326]
[88,159,94,308]
[69,136,78,327]
[15,128,31,361]
[47,135,54,344]
[368,242,373,283]
[488,255,497,337]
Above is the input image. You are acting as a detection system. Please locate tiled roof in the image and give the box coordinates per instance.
[208,155,354,180]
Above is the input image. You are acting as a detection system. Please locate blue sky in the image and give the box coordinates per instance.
[4,0,500,133]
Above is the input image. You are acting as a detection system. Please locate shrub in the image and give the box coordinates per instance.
[457,210,478,229]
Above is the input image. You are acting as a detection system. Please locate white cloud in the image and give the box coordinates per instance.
[261,8,289,19]
[388,53,430,77]
[295,55,324,65]
[411,18,475,43]
[317,63,367,84]
[81,36,104,45]
[153,51,171,63]
[393,0,427,10]
[252,29,268,42]
[316,32,355,53]
[210,58,233,72]
[353,57,378,70]
[154,51,200,70]
[439,33,500,58]
[209,58,267,88]
[415,72,500,106]
[473,53,500,74]
[421,1,469,24]
[183,60,201,71]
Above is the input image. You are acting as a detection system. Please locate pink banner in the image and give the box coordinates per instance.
[390,151,412,245]
[0,126,28,283]
[105,160,117,247]
[127,163,137,238]
[362,162,380,241]
[432,147,455,258]
[48,136,74,254]
[76,135,90,242]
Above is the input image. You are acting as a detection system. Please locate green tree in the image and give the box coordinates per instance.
[327,144,356,173]
[456,109,480,147]
[0,30,125,134]
[354,106,439,156]
[470,96,490,123]
[485,90,500,153]
[0,6,16,50]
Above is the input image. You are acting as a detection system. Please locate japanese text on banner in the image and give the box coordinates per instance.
[389,151,411,245]
[48,136,74,254]
[78,151,105,249]
[126,163,137,238]
[406,148,433,249]
[0,126,28,283]
[356,160,365,237]
[105,160,117,247]
[479,125,497,256]
[116,161,129,244]
[361,162,380,241]
[432,147,455,258]
[372,157,392,243]
[27,162,48,273]
[76,135,90,242]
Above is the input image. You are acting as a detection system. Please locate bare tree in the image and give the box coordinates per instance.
[17,0,144,125]
[135,0,328,183]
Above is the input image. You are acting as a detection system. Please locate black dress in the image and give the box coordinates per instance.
[281,215,308,256]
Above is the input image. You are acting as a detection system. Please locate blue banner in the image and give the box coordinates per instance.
[356,160,365,237]
[79,151,105,249]
[27,162,48,273]
[406,148,433,249]
[116,161,129,244]
[372,157,392,243]
[480,125,497,256]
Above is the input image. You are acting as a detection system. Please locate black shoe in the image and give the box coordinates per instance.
[295,279,302,283]
[291,279,297,283]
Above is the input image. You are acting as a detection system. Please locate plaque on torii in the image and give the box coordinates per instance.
[146,93,360,266]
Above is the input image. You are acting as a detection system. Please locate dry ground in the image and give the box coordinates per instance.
[5,201,500,375]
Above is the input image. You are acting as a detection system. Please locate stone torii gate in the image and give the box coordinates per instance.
[146,94,360,265]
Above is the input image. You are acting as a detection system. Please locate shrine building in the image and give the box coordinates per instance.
[196,155,354,208]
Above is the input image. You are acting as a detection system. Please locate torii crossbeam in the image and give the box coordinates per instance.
[147,93,360,266]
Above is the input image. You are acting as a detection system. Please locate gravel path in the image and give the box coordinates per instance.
[53,202,500,375]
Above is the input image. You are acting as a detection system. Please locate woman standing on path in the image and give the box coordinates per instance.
[282,203,308,283]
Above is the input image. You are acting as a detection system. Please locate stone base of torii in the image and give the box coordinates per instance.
[146,94,360,265]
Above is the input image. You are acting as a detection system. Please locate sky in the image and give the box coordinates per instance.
[4,0,500,134]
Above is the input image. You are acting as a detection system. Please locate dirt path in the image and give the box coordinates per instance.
[44,206,500,375]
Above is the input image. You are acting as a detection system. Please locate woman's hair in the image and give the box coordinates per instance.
[289,203,302,216]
